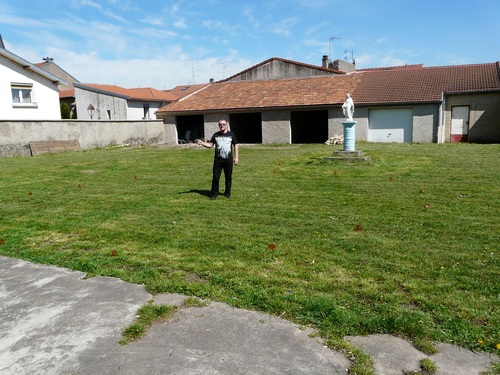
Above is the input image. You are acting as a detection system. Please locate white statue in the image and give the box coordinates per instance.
[342,93,354,121]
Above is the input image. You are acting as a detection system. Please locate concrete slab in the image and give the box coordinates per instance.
[347,334,426,374]
[429,343,499,375]
[0,256,350,374]
[116,300,350,374]
[324,150,371,162]
[347,334,498,375]
[1,255,497,375]
[0,256,150,375]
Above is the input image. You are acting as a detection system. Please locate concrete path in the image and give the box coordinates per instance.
[0,255,497,374]
[347,335,497,375]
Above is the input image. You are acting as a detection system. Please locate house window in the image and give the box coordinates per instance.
[143,104,150,119]
[11,83,37,107]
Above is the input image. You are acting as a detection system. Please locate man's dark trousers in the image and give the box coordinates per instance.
[211,157,233,196]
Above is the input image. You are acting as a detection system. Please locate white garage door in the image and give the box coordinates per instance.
[368,109,413,143]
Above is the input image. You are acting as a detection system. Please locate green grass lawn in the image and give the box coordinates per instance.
[1,142,498,354]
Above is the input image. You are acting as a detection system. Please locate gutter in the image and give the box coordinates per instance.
[437,92,445,144]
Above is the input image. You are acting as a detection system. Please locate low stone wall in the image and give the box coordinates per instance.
[0,120,174,157]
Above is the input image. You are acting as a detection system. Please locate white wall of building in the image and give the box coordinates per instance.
[127,101,164,120]
[0,55,62,120]
[74,87,128,120]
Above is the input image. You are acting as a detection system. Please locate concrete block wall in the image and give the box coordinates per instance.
[262,111,291,143]
[0,120,168,157]
[413,105,439,143]
[204,113,229,140]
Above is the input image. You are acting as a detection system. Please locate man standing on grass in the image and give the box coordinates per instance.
[197,120,239,200]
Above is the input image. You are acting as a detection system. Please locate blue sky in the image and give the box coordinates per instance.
[1,0,499,89]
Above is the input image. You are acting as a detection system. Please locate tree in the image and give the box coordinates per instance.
[60,102,71,119]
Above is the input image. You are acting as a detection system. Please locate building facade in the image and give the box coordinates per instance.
[157,58,500,144]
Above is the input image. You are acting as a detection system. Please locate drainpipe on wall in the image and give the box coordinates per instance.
[437,92,445,143]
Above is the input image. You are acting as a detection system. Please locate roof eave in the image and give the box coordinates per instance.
[0,48,67,85]
[443,88,500,95]
[74,83,130,99]
[157,103,344,117]
[129,98,176,103]
[356,100,442,107]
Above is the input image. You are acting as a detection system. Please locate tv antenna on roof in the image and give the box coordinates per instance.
[183,57,204,84]
[217,60,235,79]
[344,49,355,64]
[42,57,54,62]
[329,36,343,62]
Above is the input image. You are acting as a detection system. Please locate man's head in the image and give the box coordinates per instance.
[218,120,228,133]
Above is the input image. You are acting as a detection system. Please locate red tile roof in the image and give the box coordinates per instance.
[159,74,363,114]
[357,64,425,71]
[157,62,500,115]
[127,87,178,101]
[80,84,178,102]
[59,89,75,98]
[166,83,210,99]
[353,62,500,104]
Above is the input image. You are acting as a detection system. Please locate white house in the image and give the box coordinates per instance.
[0,42,66,120]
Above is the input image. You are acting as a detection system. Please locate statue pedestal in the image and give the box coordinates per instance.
[342,120,357,151]
[324,120,370,162]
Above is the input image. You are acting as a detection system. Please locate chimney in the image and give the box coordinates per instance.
[209,78,214,83]
[322,55,329,69]
[331,59,356,73]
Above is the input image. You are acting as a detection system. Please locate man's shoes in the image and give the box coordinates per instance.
[210,193,230,200]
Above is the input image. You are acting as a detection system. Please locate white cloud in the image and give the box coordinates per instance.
[70,0,128,23]
[269,17,297,37]
[288,0,338,9]
[353,51,407,69]
[202,19,224,29]
[375,37,390,44]
[380,56,406,67]
[351,53,376,69]
[173,17,187,28]
[77,0,102,10]
[436,52,468,66]
[142,16,164,27]
[242,7,260,29]
[0,13,44,28]
[302,39,326,48]
[64,54,253,88]
[101,9,128,23]
[57,52,196,88]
